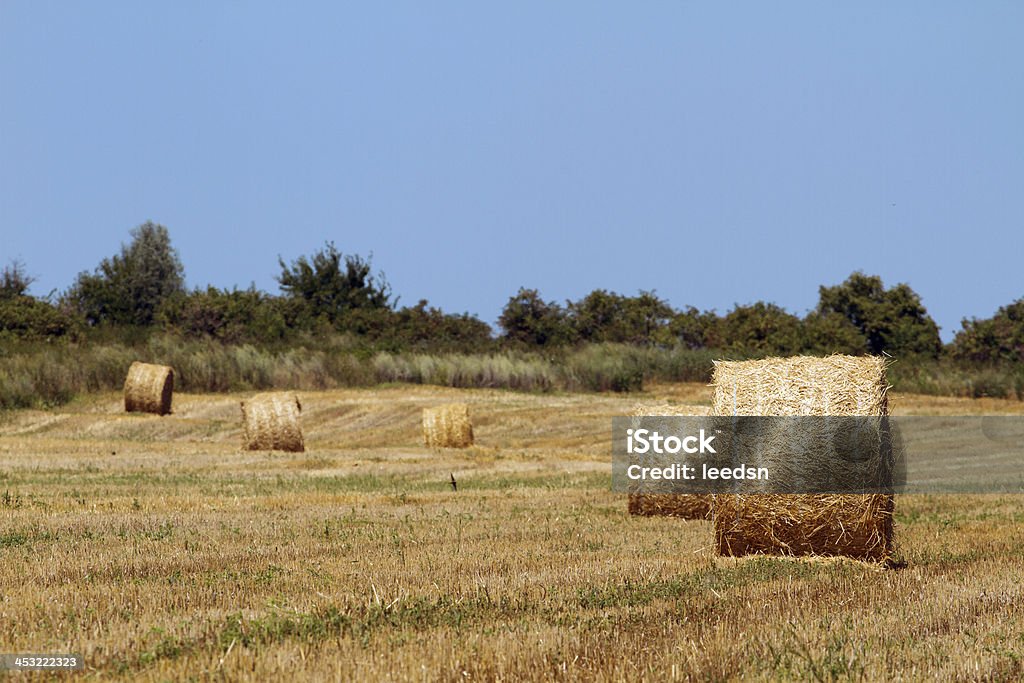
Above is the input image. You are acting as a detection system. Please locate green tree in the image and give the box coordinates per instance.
[0,260,74,339]
[802,311,868,355]
[65,221,185,326]
[816,272,941,357]
[0,296,76,340]
[568,289,627,343]
[719,302,805,355]
[156,286,290,344]
[499,288,575,347]
[951,298,1024,364]
[568,290,673,345]
[668,306,721,349]
[624,291,674,346]
[1,260,34,299]
[347,300,494,353]
[277,242,392,325]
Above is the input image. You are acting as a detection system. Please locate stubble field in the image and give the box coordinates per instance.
[1,383,1022,681]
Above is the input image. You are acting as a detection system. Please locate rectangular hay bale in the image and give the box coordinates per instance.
[627,404,713,520]
[711,355,894,562]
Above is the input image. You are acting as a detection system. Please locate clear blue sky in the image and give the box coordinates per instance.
[2,3,1022,341]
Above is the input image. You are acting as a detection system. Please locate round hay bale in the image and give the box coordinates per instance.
[627,403,713,520]
[241,392,304,452]
[123,361,174,415]
[710,354,894,563]
[423,403,474,448]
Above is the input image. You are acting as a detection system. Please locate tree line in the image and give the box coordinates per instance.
[2,221,1021,365]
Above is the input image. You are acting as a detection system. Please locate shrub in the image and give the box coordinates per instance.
[499,288,576,347]
[157,287,290,344]
[0,296,76,340]
[951,298,1024,365]
[719,302,805,355]
[817,272,941,358]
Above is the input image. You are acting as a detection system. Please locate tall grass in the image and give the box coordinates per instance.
[886,359,1024,400]
[371,352,558,391]
[1,338,1021,411]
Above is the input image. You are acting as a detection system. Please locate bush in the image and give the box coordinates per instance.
[0,296,76,341]
[277,242,392,323]
[157,287,290,344]
[817,272,942,358]
[951,298,1024,365]
[719,302,805,355]
[802,311,866,355]
[499,288,576,347]
[346,301,495,353]
[3,336,1022,412]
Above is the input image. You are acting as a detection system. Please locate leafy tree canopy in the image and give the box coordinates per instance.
[498,288,575,347]
[816,272,941,357]
[65,221,185,326]
[568,289,673,345]
[951,298,1024,364]
[277,242,393,324]
[719,302,805,356]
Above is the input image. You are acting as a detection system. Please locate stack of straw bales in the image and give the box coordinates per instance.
[423,403,474,448]
[124,362,174,415]
[241,392,304,452]
[627,404,713,520]
[711,355,894,562]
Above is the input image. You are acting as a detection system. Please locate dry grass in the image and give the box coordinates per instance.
[0,384,1022,680]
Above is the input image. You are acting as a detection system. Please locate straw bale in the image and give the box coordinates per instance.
[423,403,474,448]
[627,403,713,520]
[123,361,174,415]
[710,355,894,562]
[241,392,304,452]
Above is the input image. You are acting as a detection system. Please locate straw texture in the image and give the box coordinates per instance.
[123,361,174,415]
[241,392,304,452]
[423,403,474,448]
[710,355,894,562]
[627,404,713,520]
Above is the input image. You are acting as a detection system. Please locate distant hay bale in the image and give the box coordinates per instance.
[241,392,304,452]
[423,403,474,448]
[628,492,713,520]
[627,403,713,520]
[711,355,894,563]
[123,362,174,415]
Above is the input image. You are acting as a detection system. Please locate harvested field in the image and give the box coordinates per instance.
[0,384,1022,681]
